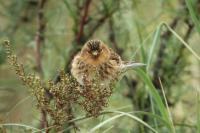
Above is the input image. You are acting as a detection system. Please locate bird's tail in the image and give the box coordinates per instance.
[121,61,146,71]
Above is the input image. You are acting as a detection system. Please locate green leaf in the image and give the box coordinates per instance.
[146,24,162,72]
[162,23,200,61]
[89,111,158,133]
[135,68,174,132]
[185,0,200,34]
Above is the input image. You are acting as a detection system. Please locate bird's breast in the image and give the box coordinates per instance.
[71,55,121,86]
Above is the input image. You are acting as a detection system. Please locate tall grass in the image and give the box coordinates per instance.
[196,90,200,133]
[1,0,200,132]
[185,0,200,34]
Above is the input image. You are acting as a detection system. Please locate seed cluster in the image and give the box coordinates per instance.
[2,40,118,127]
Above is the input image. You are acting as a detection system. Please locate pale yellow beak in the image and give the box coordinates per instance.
[92,51,98,56]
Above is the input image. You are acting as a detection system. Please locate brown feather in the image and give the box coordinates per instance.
[71,39,145,86]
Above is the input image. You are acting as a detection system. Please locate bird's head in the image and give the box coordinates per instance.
[81,40,110,66]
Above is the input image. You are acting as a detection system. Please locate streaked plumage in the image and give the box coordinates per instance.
[71,40,145,87]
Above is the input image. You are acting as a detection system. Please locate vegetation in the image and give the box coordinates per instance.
[0,0,199,132]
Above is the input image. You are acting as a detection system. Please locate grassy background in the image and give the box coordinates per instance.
[0,0,200,132]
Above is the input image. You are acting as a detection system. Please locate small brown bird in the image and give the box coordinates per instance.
[71,40,145,87]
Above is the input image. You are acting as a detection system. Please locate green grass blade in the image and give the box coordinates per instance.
[133,111,170,127]
[114,111,158,133]
[0,123,43,133]
[135,21,146,63]
[102,126,114,133]
[162,23,200,61]
[69,110,170,128]
[147,22,200,61]
[196,90,200,133]
[89,114,123,133]
[89,111,158,133]
[135,68,174,132]
[185,0,200,34]
[150,95,159,130]
[146,24,162,72]
[6,96,31,120]
[159,78,176,132]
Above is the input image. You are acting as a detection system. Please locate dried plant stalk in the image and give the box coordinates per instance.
[2,40,117,129]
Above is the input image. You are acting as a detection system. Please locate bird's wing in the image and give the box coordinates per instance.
[109,48,122,64]
[109,48,146,70]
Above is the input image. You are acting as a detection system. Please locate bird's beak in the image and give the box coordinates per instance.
[92,51,98,56]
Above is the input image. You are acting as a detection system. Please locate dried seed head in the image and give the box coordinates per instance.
[2,40,117,126]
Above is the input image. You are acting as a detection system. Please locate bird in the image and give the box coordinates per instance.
[71,39,145,87]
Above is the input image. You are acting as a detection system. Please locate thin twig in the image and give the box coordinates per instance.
[108,18,123,54]
[35,0,47,73]
[87,9,117,38]
[76,0,92,42]
[40,110,48,132]
[34,0,48,132]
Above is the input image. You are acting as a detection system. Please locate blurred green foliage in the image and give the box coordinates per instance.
[0,46,6,65]
[0,0,200,133]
